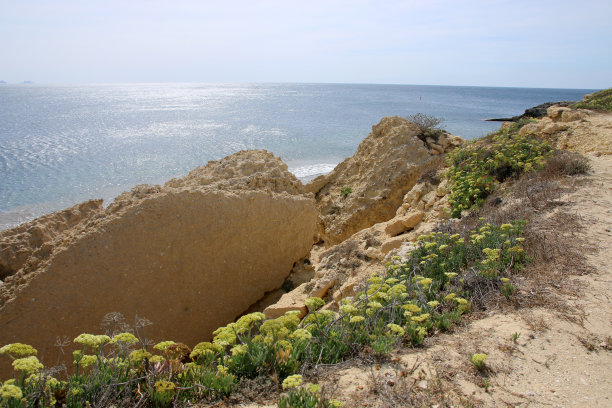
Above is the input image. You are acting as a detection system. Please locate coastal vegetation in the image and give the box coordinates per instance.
[572,88,612,112]
[445,121,553,217]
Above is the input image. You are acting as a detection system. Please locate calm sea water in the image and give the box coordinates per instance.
[0,83,595,230]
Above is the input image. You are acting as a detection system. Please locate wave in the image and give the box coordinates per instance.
[289,163,337,181]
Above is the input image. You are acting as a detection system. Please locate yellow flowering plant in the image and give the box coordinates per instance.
[446,126,552,217]
[0,343,37,360]
[469,353,488,370]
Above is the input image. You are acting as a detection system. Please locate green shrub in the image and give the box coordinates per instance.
[340,186,352,198]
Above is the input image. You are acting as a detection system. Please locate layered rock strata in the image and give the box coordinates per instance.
[0,150,318,375]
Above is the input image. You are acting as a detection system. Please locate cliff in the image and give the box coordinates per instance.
[0,150,318,373]
[306,116,461,246]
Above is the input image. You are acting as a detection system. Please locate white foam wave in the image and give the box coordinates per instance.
[289,163,337,179]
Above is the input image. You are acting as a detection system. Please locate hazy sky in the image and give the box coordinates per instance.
[0,0,610,88]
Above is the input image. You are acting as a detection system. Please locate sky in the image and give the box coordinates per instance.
[0,0,610,88]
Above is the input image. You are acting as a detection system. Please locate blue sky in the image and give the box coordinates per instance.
[0,0,610,88]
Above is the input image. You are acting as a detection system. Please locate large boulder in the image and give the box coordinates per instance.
[0,150,318,375]
[306,116,461,246]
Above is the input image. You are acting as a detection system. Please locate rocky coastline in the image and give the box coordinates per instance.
[0,116,461,374]
[1,93,611,406]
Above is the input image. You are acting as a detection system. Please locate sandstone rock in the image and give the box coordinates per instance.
[430,143,445,154]
[0,200,103,280]
[561,109,587,122]
[266,171,453,317]
[0,150,318,375]
[307,117,450,246]
[380,237,405,254]
[519,121,545,136]
[542,122,570,135]
[165,149,305,195]
[437,134,450,148]
[547,106,588,123]
[384,211,425,237]
[263,284,309,319]
[308,276,338,299]
[547,106,566,121]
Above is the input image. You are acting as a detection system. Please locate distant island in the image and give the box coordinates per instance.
[0,81,6,84]
[21,80,34,84]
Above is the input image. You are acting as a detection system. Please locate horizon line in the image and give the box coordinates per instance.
[0,81,603,91]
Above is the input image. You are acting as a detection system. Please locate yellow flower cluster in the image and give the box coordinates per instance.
[74,333,110,348]
[77,355,98,369]
[416,277,433,288]
[149,355,165,364]
[349,316,365,324]
[190,342,222,360]
[470,353,487,369]
[304,297,325,312]
[153,341,176,352]
[230,344,248,356]
[0,383,22,401]
[0,343,37,359]
[403,303,421,314]
[110,332,139,345]
[387,323,405,336]
[290,329,312,341]
[128,349,152,364]
[282,374,303,390]
[12,355,43,375]
[154,380,176,394]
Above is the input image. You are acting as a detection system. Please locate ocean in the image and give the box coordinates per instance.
[0,83,596,230]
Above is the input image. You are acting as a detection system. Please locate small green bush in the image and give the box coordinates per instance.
[340,186,352,198]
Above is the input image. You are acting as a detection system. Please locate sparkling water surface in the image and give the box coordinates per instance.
[0,83,595,230]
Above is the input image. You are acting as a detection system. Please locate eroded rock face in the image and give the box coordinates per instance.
[306,116,461,246]
[0,150,318,374]
[0,200,103,280]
